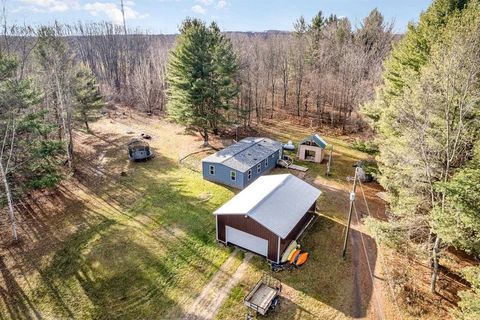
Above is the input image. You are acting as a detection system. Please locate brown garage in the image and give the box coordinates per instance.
[214,174,321,263]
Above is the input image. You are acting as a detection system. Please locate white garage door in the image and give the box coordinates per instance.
[226,226,268,257]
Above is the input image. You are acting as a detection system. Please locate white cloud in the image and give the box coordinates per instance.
[195,0,213,5]
[191,4,206,14]
[17,0,79,12]
[216,0,227,9]
[84,1,147,24]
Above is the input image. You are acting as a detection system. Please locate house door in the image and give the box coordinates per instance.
[226,226,268,257]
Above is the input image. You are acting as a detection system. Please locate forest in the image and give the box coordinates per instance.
[0,0,479,319]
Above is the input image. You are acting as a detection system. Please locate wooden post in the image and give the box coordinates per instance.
[326,145,333,176]
[342,167,358,258]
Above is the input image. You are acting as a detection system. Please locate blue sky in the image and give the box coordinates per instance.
[6,0,432,34]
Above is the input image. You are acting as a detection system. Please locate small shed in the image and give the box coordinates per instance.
[128,139,154,161]
[297,134,327,163]
[202,137,283,189]
[214,174,321,263]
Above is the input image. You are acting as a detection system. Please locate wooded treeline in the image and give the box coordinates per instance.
[232,10,394,131]
[69,9,394,133]
[363,0,480,317]
[0,22,105,240]
[2,8,394,130]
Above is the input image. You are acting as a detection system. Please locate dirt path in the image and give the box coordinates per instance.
[183,250,253,320]
[312,177,392,319]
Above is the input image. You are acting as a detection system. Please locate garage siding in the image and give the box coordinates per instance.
[279,202,317,256]
[217,214,279,262]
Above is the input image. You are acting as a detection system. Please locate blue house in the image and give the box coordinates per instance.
[202,137,283,189]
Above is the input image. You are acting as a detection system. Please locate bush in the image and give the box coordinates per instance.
[351,139,379,155]
[456,266,480,320]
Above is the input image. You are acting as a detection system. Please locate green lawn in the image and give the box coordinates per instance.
[1,116,376,320]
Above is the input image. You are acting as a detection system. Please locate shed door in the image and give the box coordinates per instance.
[226,226,268,257]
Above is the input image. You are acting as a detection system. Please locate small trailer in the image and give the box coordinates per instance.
[128,139,154,161]
[244,274,282,317]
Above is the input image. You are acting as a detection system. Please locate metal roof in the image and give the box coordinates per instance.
[300,134,327,149]
[202,137,283,172]
[214,174,321,239]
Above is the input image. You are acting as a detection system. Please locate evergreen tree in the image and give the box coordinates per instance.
[357,8,385,53]
[35,26,75,169]
[362,0,470,126]
[167,19,239,146]
[457,266,480,319]
[310,11,325,31]
[0,54,63,240]
[432,143,480,255]
[73,66,104,131]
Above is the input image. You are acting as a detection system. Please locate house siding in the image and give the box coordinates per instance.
[202,148,282,189]
[217,214,280,262]
[297,145,325,163]
[202,162,243,189]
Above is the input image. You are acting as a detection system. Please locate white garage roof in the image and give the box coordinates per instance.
[214,174,321,238]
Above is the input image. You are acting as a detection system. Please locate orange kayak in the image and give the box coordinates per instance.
[293,252,309,267]
[289,249,301,264]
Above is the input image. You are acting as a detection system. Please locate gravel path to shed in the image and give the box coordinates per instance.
[183,249,253,320]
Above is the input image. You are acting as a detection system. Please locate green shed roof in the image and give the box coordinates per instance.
[300,134,327,149]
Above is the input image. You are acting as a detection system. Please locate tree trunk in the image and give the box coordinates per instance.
[0,160,18,241]
[202,128,209,147]
[431,236,442,293]
[270,81,275,119]
[54,74,73,170]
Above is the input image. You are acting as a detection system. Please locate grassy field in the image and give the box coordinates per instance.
[0,115,238,319]
[0,114,385,319]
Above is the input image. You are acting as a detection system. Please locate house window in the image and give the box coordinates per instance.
[257,163,261,173]
[271,152,276,159]
[230,171,236,181]
[209,165,215,175]
[264,158,268,167]
[248,170,252,180]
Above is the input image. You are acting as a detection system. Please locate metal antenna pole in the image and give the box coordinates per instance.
[342,166,358,258]
[326,145,333,176]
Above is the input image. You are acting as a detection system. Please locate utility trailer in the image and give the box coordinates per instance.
[244,274,282,317]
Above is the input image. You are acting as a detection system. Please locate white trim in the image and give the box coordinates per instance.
[247,169,252,180]
[276,236,281,264]
[295,215,316,241]
[215,215,219,241]
[257,163,261,173]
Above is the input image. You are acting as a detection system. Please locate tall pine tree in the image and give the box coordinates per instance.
[73,66,104,131]
[167,19,238,146]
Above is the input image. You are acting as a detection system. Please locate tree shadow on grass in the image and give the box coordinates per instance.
[0,256,43,320]
[34,219,174,319]
[35,214,229,319]
[0,128,234,319]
